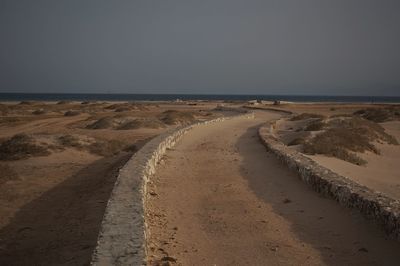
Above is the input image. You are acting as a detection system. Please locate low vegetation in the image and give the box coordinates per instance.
[32,109,46,115]
[64,110,80,116]
[303,120,326,131]
[86,117,115,129]
[58,134,136,157]
[87,139,128,157]
[290,113,325,121]
[354,106,400,122]
[159,110,195,125]
[58,134,82,148]
[302,117,398,165]
[0,134,50,160]
[117,118,164,130]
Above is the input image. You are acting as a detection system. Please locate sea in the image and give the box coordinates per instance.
[0,93,399,103]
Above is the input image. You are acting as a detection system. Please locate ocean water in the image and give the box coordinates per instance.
[0,93,399,103]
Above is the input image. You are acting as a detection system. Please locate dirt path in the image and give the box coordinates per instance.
[146,111,400,266]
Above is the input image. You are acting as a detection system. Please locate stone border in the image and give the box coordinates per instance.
[91,111,254,265]
[243,105,294,115]
[258,119,400,241]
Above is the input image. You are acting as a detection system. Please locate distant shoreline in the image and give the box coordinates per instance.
[0,93,399,103]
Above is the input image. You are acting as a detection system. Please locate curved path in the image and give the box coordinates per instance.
[146,111,400,265]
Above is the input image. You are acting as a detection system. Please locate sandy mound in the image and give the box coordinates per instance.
[64,110,80,116]
[158,110,196,125]
[354,106,400,122]
[0,134,50,160]
[86,117,116,129]
[278,115,398,165]
[117,118,165,130]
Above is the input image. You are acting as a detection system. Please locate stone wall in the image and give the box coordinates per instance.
[244,105,293,115]
[258,119,400,241]
[91,111,254,265]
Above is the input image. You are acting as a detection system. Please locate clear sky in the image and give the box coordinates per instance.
[1,0,399,96]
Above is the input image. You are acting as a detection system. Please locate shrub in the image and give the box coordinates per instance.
[159,110,195,125]
[290,113,325,121]
[58,135,82,148]
[0,134,50,160]
[32,109,46,115]
[117,118,164,130]
[64,110,80,116]
[354,107,400,122]
[303,117,398,165]
[304,120,326,131]
[86,117,115,129]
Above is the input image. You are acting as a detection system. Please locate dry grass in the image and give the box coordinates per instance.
[58,135,82,148]
[303,117,398,165]
[159,110,195,125]
[303,120,326,131]
[117,118,164,130]
[32,109,46,115]
[290,113,325,121]
[58,134,136,157]
[86,117,115,129]
[0,134,50,160]
[64,110,80,116]
[354,106,400,122]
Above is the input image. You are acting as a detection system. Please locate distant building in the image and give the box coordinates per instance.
[247,100,259,105]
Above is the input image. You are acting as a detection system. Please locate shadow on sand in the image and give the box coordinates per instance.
[235,124,400,266]
[0,152,132,266]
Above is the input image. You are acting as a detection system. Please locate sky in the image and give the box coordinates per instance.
[0,0,399,96]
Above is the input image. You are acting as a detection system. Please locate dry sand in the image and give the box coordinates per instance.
[309,120,400,199]
[272,104,400,200]
[1,101,399,265]
[146,110,400,266]
[0,100,221,265]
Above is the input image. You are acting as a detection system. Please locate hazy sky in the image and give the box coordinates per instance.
[1,0,399,95]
